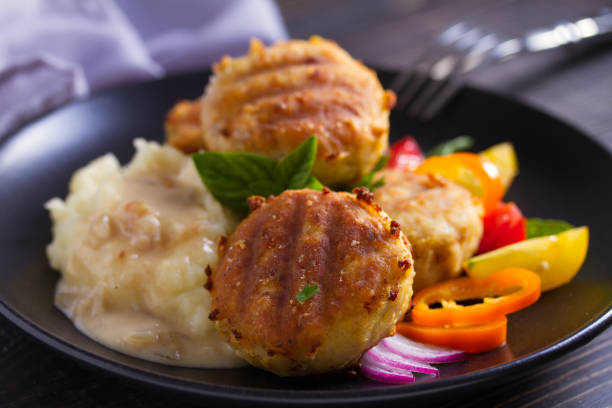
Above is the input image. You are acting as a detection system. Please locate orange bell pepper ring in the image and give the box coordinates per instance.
[415,152,504,215]
[411,268,541,327]
[397,317,508,353]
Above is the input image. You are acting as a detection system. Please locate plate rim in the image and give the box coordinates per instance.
[1,70,611,404]
[2,299,611,404]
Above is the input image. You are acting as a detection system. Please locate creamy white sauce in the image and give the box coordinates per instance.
[46,139,245,367]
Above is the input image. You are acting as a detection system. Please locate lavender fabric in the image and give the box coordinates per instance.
[0,0,288,137]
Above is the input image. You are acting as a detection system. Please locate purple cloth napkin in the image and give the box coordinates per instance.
[0,0,288,137]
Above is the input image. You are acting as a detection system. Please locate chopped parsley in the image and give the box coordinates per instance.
[296,284,319,302]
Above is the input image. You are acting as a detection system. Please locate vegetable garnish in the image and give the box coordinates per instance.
[526,218,574,239]
[381,334,465,363]
[411,268,541,327]
[360,352,415,384]
[192,136,322,212]
[426,135,475,157]
[296,284,319,302]
[415,152,504,214]
[365,344,438,375]
[351,155,389,191]
[359,334,464,383]
[396,316,508,354]
[479,142,518,192]
[387,136,425,171]
[465,226,589,291]
[477,202,526,254]
[399,268,540,354]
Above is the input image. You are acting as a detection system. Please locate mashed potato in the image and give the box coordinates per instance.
[46,139,245,367]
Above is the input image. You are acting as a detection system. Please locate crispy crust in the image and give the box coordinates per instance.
[164,99,203,154]
[166,37,394,187]
[208,189,414,376]
[374,170,484,291]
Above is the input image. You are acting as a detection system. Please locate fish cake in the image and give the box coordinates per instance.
[207,188,414,376]
[167,36,395,187]
[165,99,202,154]
[374,170,483,291]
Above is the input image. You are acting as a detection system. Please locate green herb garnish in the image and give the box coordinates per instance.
[350,154,389,191]
[296,284,319,302]
[526,218,574,239]
[426,135,475,157]
[192,136,322,212]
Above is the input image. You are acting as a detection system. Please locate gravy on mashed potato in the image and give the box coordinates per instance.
[46,139,245,367]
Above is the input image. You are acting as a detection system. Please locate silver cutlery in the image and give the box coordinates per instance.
[391,7,612,121]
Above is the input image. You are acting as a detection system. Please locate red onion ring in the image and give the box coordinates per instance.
[360,352,415,383]
[366,344,438,375]
[381,334,465,363]
[360,334,465,384]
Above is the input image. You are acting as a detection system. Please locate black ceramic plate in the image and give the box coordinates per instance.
[1,69,611,407]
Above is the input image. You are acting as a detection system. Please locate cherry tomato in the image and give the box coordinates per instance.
[387,136,425,171]
[477,202,526,254]
[415,152,504,215]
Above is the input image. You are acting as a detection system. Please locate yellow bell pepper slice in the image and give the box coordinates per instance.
[479,142,518,192]
[464,226,589,291]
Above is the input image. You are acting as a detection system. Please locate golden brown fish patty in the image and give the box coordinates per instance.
[373,170,483,291]
[166,36,395,187]
[207,188,414,376]
[165,99,202,154]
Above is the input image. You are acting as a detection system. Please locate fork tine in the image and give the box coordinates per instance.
[389,69,414,97]
[405,29,499,120]
[419,79,463,120]
[395,70,430,111]
[413,34,500,119]
[392,58,444,111]
[404,52,458,117]
[407,75,451,119]
[393,25,475,116]
[391,23,471,109]
[394,52,459,111]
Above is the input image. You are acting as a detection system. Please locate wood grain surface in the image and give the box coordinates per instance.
[1,0,611,407]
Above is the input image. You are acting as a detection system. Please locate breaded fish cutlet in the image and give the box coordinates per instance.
[374,170,483,291]
[207,188,414,376]
[166,36,396,187]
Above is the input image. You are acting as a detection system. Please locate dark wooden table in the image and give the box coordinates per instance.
[2,0,611,406]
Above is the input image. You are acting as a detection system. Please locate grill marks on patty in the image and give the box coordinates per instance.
[209,189,415,375]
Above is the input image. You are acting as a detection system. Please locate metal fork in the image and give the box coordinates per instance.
[391,7,612,121]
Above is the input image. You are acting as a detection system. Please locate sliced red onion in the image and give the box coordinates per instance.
[382,334,465,363]
[366,344,438,375]
[360,352,415,383]
[360,364,415,384]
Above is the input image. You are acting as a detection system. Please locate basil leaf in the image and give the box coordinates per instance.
[276,136,318,189]
[363,155,389,183]
[199,152,277,182]
[427,135,475,157]
[248,180,285,197]
[193,153,279,212]
[192,136,322,213]
[351,154,389,191]
[296,284,319,302]
[367,177,386,191]
[304,175,324,191]
[371,154,390,173]
[526,218,574,239]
